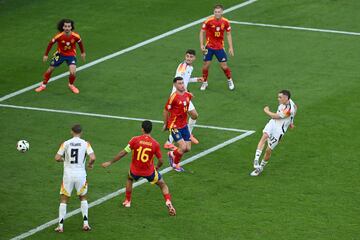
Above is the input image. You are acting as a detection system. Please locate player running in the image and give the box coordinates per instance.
[163,77,193,172]
[54,124,96,232]
[35,19,86,94]
[199,4,234,91]
[250,90,297,176]
[101,120,176,216]
[163,49,203,150]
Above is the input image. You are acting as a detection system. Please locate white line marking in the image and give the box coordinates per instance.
[230,20,360,36]
[0,104,251,133]
[0,0,258,103]
[10,130,255,240]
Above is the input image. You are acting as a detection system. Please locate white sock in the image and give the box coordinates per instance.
[168,134,174,144]
[59,203,67,227]
[81,200,89,225]
[260,159,268,168]
[254,149,262,162]
[188,118,197,133]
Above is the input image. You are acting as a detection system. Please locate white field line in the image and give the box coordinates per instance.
[10,130,255,240]
[230,20,360,36]
[0,104,251,133]
[0,0,258,103]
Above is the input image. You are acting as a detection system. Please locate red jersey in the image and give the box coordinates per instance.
[127,134,162,176]
[201,16,231,50]
[45,31,84,57]
[165,92,192,129]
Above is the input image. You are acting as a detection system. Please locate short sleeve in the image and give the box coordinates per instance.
[155,143,162,159]
[225,20,231,32]
[86,142,94,155]
[175,63,186,78]
[57,142,65,155]
[201,21,208,30]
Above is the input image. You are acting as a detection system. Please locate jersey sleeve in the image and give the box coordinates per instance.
[165,93,176,110]
[225,20,231,32]
[154,142,162,159]
[57,142,65,155]
[278,107,291,119]
[201,19,209,30]
[125,137,136,152]
[86,142,94,155]
[175,63,186,78]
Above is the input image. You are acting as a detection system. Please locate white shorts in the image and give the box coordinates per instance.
[60,175,88,197]
[263,120,285,150]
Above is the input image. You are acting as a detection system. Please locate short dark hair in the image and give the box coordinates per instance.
[214,4,224,9]
[71,124,82,134]
[279,90,291,99]
[57,19,75,32]
[173,76,183,83]
[186,49,196,56]
[142,120,152,134]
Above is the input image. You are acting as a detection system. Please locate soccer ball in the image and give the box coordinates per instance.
[17,140,30,153]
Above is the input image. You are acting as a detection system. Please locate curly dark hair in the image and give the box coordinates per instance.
[57,19,75,32]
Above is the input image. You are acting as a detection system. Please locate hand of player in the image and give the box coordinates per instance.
[197,77,204,82]
[263,106,270,113]
[81,53,86,62]
[43,55,48,63]
[201,45,207,54]
[87,163,94,170]
[101,161,111,168]
[228,47,234,57]
[290,123,295,129]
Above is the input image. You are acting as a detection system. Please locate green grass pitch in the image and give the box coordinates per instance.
[0,0,359,239]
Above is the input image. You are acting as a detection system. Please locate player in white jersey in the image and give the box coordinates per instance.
[164,49,204,150]
[250,90,297,176]
[54,124,96,232]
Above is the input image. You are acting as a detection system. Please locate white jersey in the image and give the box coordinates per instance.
[57,136,94,177]
[272,99,297,133]
[171,61,197,94]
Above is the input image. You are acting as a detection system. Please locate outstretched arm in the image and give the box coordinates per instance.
[102,150,128,168]
[264,106,281,119]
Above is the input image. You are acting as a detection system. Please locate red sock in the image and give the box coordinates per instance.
[43,71,52,84]
[223,68,232,79]
[163,193,171,202]
[173,149,183,164]
[202,68,209,82]
[125,191,132,201]
[69,74,76,84]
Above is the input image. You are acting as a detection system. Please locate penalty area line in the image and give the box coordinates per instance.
[9,130,255,240]
[0,103,252,133]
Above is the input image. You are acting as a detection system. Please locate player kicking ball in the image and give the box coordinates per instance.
[101,120,176,216]
[250,90,297,176]
[163,77,194,172]
[199,4,234,91]
[54,124,96,232]
[35,19,86,94]
[163,49,203,151]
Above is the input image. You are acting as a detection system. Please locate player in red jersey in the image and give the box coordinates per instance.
[163,77,193,172]
[101,120,176,216]
[35,19,86,94]
[199,4,234,91]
